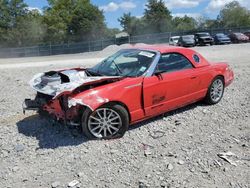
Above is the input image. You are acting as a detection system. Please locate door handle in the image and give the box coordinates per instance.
[190,76,197,79]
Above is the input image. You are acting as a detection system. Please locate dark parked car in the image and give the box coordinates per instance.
[243,31,250,40]
[194,32,214,46]
[228,32,249,43]
[177,35,196,47]
[213,33,231,45]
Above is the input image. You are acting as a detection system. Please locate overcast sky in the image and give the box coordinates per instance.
[24,0,250,28]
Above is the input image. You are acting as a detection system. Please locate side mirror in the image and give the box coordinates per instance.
[154,69,165,76]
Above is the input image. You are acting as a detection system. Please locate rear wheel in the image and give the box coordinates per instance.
[81,104,129,139]
[205,77,224,105]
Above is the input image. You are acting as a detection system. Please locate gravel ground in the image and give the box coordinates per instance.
[0,43,249,188]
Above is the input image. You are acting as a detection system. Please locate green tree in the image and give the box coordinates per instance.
[218,1,250,27]
[69,0,106,41]
[104,28,120,38]
[43,0,106,43]
[118,13,144,35]
[8,0,27,27]
[118,13,134,34]
[43,0,76,43]
[0,0,9,46]
[144,0,172,33]
[0,0,10,29]
[172,16,197,31]
[0,0,29,47]
[9,10,46,46]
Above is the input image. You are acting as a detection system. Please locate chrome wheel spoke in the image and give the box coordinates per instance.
[108,111,113,118]
[110,116,119,122]
[96,111,102,119]
[103,128,107,137]
[110,122,120,125]
[92,125,101,131]
[109,125,119,132]
[90,116,101,122]
[107,127,113,135]
[97,127,103,134]
[90,122,100,125]
[103,108,107,119]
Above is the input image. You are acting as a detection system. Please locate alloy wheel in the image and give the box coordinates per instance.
[88,108,122,138]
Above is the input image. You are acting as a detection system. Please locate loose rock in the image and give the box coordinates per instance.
[51,181,60,188]
[178,160,185,165]
[68,180,79,187]
[167,163,174,171]
[14,144,25,152]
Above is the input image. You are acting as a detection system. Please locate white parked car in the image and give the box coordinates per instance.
[169,36,180,46]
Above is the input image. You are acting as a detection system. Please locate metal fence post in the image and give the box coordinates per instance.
[38,46,40,56]
[49,42,52,55]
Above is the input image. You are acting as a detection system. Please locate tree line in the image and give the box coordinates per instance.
[0,0,118,47]
[0,0,250,48]
[119,0,250,36]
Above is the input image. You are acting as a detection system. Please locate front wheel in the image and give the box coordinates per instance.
[81,104,129,139]
[205,77,224,105]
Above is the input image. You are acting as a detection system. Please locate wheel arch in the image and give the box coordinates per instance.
[214,74,225,84]
[98,101,131,123]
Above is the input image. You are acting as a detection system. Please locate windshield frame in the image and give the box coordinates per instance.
[197,33,210,37]
[88,49,161,78]
[182,35,194,40]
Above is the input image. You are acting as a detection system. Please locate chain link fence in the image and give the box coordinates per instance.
[0,26,250,58]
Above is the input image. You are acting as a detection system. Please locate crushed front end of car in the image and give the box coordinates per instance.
[23,68,121,126]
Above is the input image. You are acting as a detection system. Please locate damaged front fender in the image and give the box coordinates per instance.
[68,90,110,112]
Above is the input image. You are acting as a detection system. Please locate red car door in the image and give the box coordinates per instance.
[143,53,200,117]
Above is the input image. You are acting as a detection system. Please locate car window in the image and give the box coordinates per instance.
[90,49,156,77]
[193,54,200,63]
[156,53,193,73]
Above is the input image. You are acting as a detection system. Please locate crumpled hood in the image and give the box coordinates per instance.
[29,68,121,98]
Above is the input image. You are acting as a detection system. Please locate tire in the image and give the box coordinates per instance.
[205,76,225,105]
[81,103,129,139]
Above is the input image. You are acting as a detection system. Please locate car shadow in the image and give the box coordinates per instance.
[128,101,207,131]
[17,101,207,149]
[16,114,88,149]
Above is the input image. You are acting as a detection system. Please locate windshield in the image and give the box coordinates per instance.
[182,35,194,40]
[197,33,210,37]
[172,37,180,41]
[216,33,226,37]
[235,33,244,36]
[88,49,156,77]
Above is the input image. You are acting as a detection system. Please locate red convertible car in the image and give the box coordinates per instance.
[23,45,234,139]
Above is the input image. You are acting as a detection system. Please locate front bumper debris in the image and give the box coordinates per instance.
[22,99,41,114]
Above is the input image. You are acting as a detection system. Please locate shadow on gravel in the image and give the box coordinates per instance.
[16,101,207,148]
[16,115,88,149]
[129,101,207,131]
